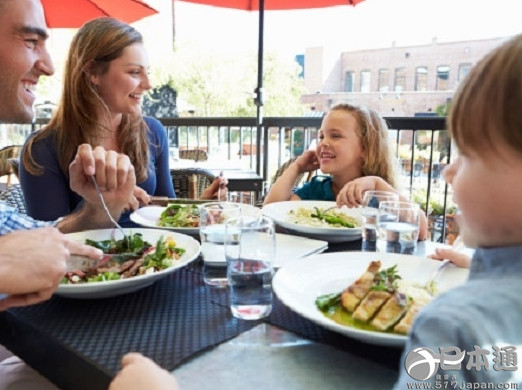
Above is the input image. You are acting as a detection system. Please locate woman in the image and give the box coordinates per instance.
[20,17,224,227]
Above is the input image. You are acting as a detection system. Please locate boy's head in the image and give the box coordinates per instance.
[444,34,522,248]
[449,34,522,157]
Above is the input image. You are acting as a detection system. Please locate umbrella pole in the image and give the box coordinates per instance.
[254,0,265,180]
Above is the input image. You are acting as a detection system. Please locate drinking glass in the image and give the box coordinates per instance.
[225,216,275,320]
[199,202,242,287]
[377,201,421,255]
[361,190,399,251]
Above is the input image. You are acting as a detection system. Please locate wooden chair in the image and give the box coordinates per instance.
[0,145,22,188]
[170,168,216,199]
[0,183,26,214]
[179,149,208,162]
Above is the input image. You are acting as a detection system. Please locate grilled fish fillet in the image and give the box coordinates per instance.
[393,301,423,334]
[352,290,391,322]
[341,261,381,312]
[370,293,409,331]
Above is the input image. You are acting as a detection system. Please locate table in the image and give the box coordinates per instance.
[0,239,437,390]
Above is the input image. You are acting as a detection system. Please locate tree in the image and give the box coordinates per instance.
[169,42,307,117]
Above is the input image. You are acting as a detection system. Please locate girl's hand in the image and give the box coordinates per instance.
[294,150,320,173]
[336,176,379,207]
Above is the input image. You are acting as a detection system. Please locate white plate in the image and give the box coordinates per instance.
[204,233,328,268]
[130,203,261,235]
[262,200,362,243]
[56,228,200,299]
[273,251,469,347]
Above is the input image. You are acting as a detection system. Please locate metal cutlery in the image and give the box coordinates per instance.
[90,175,129,248]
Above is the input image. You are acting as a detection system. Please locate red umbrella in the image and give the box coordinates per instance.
[41,0,159,28]
[175,0,365,176]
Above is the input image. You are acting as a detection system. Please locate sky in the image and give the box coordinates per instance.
[164,0,522,58]
[47,0,522,64]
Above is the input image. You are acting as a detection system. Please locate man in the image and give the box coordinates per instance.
[0,0,153,388]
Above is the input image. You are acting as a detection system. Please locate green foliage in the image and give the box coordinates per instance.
[169,42,307,116]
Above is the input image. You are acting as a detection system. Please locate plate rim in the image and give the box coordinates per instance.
[262,200,363,239]
[273,251,469,347]
[56,228,201,298]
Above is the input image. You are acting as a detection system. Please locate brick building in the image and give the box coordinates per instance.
[301,37,508,116]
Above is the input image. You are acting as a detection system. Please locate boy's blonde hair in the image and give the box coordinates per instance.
[329,103,398,188]
[450,34,522,157]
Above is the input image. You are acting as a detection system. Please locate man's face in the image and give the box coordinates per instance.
[0,0,54,124]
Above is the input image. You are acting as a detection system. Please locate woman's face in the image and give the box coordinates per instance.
[93,42,151,118]
[316,109,365,177]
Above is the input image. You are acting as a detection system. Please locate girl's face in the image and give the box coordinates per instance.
[443,144,522,248]
[316,110,365,177]
[92,43,151,118]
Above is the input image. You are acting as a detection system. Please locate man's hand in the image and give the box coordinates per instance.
[61,144,137,232]
[0,227,102,311]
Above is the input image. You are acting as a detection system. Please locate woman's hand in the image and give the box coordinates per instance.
[200,176,228,200]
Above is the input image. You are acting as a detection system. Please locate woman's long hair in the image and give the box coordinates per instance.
[23,17,149,182]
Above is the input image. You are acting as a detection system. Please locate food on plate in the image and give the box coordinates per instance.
[315,261,433,334]
[62,232,186,284]
[287,206,360,229]
[158,203,200,228]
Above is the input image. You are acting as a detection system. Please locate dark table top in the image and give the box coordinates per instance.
[0,236,403,390]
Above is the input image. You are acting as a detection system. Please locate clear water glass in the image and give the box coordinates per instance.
[199,202,242,287]
[225,216,275,320]
[361,190,399,252]
[377,201,421,255]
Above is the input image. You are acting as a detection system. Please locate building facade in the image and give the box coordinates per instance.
[301,37,508,116]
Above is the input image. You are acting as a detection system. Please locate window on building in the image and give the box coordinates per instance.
[378,68,389,92]
[436,65,450,91]
[458,63,471,82]
[415,66,428,91]
[344,71,354,92]
[394,67,407,92]
[360,70,371,92]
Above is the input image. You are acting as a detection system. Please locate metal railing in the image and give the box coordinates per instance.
[21,116,454,241]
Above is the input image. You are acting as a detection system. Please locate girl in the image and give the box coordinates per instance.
[263,103,428,240]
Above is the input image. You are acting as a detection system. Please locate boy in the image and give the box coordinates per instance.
[394,34,522,388]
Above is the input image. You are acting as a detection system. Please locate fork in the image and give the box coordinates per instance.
[90,175,129,249]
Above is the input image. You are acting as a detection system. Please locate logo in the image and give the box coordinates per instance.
[405,347,441,381]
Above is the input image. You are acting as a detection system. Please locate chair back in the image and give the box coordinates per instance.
[0,145,22,187]
[170,168,215,199]
[0,184,26,214]
[179,149,208,162]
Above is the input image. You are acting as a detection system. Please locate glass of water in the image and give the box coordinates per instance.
[199,202,242,287]
[225,216,275,320]
[377,201,421,255]
[361,190,399,251]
